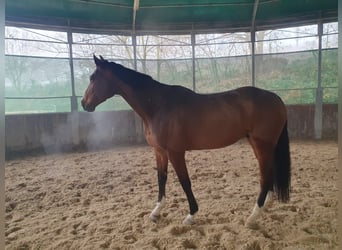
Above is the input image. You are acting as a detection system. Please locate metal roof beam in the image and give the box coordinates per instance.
[251,0,260,30]
[132,0,140,32]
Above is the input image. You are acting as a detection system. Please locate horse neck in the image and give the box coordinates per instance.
[113,75,159,122]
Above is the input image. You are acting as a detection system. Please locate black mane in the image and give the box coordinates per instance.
[107,61,155,89]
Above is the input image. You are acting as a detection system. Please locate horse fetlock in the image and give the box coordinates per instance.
[183,214,196,225]
[149,197,166,222]
[264,191,274,209]
[245,203,262,229]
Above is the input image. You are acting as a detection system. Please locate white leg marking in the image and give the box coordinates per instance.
[246,203,262,229]
[264,191,274,209]
[149,197,166,222]
[183,214,195,225]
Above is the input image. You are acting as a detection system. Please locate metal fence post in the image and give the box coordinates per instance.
[251,0,258,87]
[0,0,5,247]
[338,7,342,247]
[67,25,80,146]
[132,33,144,143]
[191,30,196,92]
[67,26,77,112]
[314,21,323,139]
[251,29,256,87]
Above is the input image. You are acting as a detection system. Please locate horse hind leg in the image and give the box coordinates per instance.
[246,137,274,229]
[246,184,273,229]
[264,190,274,209]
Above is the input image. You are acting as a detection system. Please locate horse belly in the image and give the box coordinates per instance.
[186,120,245,150]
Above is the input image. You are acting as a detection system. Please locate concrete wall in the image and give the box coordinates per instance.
[5,104,337,155]
[5,110,137,155]
[287,104,338,139]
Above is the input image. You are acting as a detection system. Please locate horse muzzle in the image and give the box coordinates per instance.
[81,99,95,112]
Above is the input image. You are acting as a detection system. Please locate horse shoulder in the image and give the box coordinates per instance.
[143,111,174,150]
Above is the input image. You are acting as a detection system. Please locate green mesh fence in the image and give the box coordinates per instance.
[137,59,193,90]
[5,98,71,114]
[196,55,252,93]
[5,26,338,114]
[255,49,337,104]
[5,49,338,113]
[5,56,72,113]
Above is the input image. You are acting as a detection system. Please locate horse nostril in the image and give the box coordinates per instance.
[81,99,88,109]
[82,102,89,112]
[81,100,95,112]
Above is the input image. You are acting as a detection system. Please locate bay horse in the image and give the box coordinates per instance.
[81,55,291,228]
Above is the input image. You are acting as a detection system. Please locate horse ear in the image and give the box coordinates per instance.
[93,54,101,66]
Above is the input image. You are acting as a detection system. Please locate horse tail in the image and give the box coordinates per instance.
[273,121,291,203]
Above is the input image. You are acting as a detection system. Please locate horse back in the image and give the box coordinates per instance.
[146,85,287,151]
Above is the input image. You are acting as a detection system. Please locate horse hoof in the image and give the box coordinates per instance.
[183,214,195,225]
[245,220,259,230]
[149,213,160,223]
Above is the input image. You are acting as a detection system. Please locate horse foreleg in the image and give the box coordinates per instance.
[150,148,168,222]
[168,150,198,225]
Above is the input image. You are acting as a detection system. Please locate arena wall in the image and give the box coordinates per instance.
[287,104,338,139]
[5,104,337,155]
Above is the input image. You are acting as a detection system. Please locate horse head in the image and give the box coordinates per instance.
[81,55,117,112]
